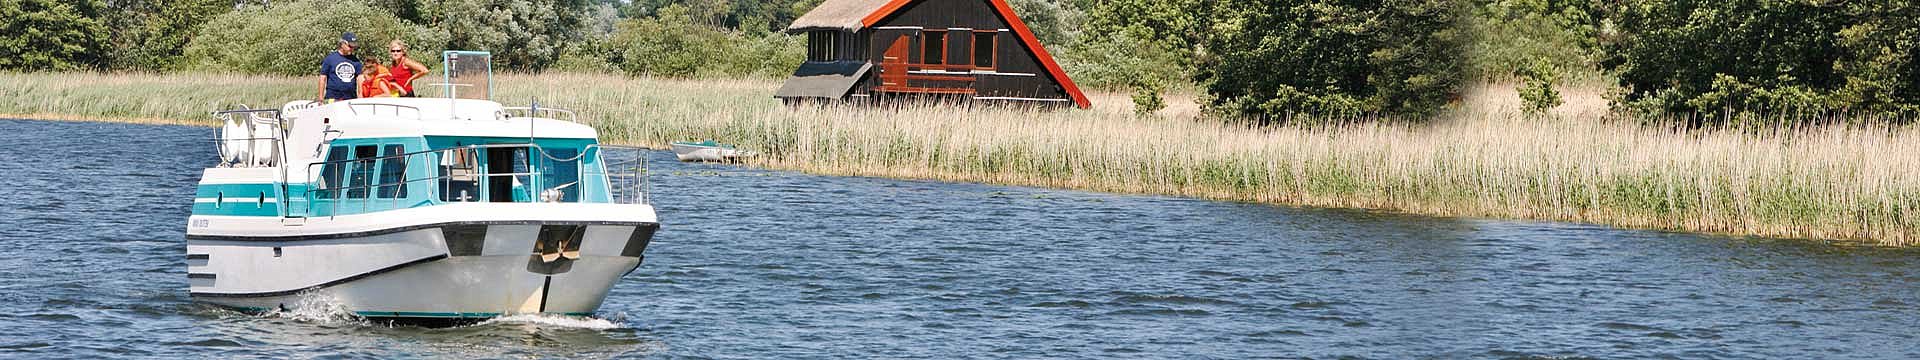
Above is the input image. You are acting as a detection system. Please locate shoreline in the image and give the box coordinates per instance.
[6,72,1915,246]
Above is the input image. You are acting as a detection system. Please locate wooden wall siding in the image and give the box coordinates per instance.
[869,0,1067,102]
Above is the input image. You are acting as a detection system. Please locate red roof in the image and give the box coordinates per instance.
[857,0,1091,109]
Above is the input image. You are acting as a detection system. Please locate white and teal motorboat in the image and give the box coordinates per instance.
[186,51,658,324]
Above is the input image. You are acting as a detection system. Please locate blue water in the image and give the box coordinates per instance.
[2,118,1919,358]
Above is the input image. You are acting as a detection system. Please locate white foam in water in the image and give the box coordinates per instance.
[256,292,366,326]
[478,313,626,330]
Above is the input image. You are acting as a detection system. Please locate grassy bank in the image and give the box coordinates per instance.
[3,72,1916,245]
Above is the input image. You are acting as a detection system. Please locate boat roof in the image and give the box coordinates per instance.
[295,97,598,140]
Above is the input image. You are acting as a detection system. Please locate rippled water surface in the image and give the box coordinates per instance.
[4,119,1920,358]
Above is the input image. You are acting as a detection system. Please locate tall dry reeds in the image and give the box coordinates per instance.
[4,72,1915,245]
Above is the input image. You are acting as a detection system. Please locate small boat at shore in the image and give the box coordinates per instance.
[187,51,659,324]
[671,140,753,162]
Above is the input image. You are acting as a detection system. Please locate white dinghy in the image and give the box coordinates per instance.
[670,140,754,162]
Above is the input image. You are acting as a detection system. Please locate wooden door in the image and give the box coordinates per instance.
[880,36,909,89]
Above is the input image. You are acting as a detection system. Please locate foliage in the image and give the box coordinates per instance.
[620,0,820,34]
[1460,0,1603,80]
[603,6,803,78]
[1517,60,1563,115]
[1832,1,1920,116]
[405,0,594,72]
[1058,32,1187,91]
[1606,0,1920,123]
[99,0,234,71]
[1060,0,1205,91]
[1201,0,1469,120]
[1132,78,1167,116]
[181,0,442,76]
[0,0,109,71]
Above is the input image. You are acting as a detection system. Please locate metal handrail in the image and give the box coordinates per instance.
[502,106,579,123]
[347,103,424,121]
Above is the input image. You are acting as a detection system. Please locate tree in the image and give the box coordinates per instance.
[1603,0,1920,123]
[1834,1,1920,116]
[182,0,440,75]
[1200,0,1469,120]
[0,0,109,71]
[400,0,594,72]
[100,0,235,71]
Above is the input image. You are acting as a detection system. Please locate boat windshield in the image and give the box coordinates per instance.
[440,51,492,100]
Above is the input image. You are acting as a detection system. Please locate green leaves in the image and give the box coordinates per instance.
[181,0,438,76]
[1201,0,1469,121]
[0,0,109,71]
[1608,0,1920,123]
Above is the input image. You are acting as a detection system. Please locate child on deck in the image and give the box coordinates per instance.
[359,63,405,98]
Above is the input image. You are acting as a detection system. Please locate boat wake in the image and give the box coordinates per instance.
[476,313,626,330]
[255,292,366,326]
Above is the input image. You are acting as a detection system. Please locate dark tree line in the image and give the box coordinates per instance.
[4,0,1918,123]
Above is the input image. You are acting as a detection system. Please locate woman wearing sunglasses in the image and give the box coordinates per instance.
[386,40,431,97]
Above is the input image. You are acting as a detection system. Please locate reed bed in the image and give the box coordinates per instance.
[4,72,1916,245]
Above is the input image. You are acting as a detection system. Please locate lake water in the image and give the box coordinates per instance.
[3,118,1920,358]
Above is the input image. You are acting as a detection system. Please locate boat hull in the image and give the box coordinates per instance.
[186,203,658,320]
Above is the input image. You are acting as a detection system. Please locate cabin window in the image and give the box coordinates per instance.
[346,145,378,199]
[541,148,581,202]
[377,144,409,198]
[923,30,946,65]
[319,145,349,199]
[973,32,996,69]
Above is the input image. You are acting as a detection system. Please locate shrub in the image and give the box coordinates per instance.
[182,0,443,76]
[1605,0,1920,123]
[1132,79,1167,116]
[1518,61,1563,115]
[0,0,109,71]
[604,5,803,78]
[1200,0,1468,121]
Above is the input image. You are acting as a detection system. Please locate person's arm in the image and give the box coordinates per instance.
[405,59,430,86]
[318,58,331,101]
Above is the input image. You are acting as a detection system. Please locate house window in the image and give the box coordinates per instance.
[923,30,945,65]
[808,31,833,61]
[973,31,996,69]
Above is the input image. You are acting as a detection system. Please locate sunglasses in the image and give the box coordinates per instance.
[390,49,404,53]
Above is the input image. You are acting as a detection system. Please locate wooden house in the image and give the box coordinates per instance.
[774,0,1091,108]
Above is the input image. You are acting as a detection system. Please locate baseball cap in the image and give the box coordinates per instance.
[341,32,358,44]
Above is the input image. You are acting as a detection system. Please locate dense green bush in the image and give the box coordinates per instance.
[1518,60,1563,115]
[182,0,443,76]
[0,0,109,71]
[100,0,233,71]
[602,5,802,78]
[1607,0,1920,123]
[1461,0,1603,80]
[409,0,594,72]
[1201,0,1469,120]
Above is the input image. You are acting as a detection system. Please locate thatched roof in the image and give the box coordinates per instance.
[786,0,897,32]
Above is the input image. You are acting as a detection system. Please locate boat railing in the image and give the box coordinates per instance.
[295,143,649,218]
[211,107,285,168]
[347,103,424,121]
[502,106,579,123]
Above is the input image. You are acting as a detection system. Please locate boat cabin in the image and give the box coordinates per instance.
[775,0,1090,108]
[198,51,646,220]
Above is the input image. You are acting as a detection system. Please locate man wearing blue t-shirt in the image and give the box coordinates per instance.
[317,32,364,102]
